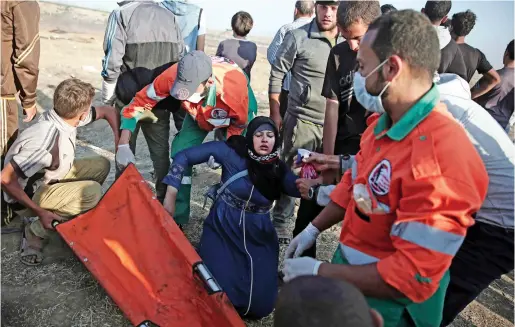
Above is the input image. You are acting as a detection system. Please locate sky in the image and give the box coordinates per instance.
[43,0,514,68]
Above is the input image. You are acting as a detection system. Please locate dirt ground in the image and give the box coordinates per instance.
[1,3,513,327]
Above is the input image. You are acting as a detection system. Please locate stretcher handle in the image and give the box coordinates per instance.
[193,262,222,295]
[51,220,61,228]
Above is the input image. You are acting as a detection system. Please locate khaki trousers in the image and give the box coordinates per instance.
[18,156,110,238]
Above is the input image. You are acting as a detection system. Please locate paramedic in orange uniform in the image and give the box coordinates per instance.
[283,10,489,327]
[115,51,256,227]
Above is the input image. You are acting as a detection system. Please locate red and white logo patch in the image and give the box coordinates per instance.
[368,159,391,196]
[176,88,190,100]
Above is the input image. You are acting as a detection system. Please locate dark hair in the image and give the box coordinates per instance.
[423,1,452,22]
[451,10,476,37]
[368,9,440,81]
[316,1,340,6]
[231,11,253,37]
[507,40,514,60]
[441,18,452,29]
[295,1,315,16]
[274,276,376,327]
[381,4,397,15]
[337,1,381,29]
[54,78,95,119]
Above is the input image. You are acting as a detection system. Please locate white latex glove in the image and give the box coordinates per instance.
[116,144,135,170]
[283,257,322,283]
[207,156,221,169]
[102,79,117,105]
[284,223,320,259]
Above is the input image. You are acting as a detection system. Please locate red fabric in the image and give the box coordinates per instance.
[56,164,245,327]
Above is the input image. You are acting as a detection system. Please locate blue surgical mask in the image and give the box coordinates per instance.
[353,59,391,113]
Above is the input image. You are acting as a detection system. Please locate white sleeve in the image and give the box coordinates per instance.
[316,185,336,207]
[198,9,206,35]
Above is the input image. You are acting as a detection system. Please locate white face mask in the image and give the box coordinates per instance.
[353,59,391,113]
[187,92,205,104]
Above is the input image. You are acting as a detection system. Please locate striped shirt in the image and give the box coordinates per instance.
[3,108,94,204]
[266,17,312,91]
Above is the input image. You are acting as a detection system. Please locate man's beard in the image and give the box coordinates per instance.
[316,18,337,32]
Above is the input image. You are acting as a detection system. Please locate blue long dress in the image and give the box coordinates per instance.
[162,141,300,318]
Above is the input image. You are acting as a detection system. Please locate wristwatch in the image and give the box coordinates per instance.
[338,154,351,180]
[308,184,320,200]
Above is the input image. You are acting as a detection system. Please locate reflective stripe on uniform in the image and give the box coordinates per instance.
[339,243,379,265]
[146,82,165,101]
[390,221,465,256]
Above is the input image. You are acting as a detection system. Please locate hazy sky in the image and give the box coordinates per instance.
[43,0,514,68]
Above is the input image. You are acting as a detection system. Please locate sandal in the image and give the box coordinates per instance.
[20,224,44,266]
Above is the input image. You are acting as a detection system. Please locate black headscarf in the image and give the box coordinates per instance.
[226,116,287,201]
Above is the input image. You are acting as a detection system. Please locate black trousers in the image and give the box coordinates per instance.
[292,199,324,258]
[279,89,289,119]
[441,221,514,326]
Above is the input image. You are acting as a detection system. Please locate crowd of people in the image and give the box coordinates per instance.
[0,1,514,327]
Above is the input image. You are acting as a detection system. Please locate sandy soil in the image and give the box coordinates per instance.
[1,3,513,327]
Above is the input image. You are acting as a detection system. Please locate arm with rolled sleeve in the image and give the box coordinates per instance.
[101,10,127,103]
[269,31,298,95]
[12,1,41,111]
[376,174,487,303]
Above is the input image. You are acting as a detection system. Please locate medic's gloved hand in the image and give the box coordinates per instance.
[207,156,221,169]
[283,257,323,282]
[116,144,135,170]
[284,223,320,259]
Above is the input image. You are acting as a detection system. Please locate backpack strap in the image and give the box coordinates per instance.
[216,170,248,198]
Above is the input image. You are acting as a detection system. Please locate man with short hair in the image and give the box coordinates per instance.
[475,39,515,128]
[116,51,255,227]
[296,0,381,258]
[274,276,383,327]
[101,0,186,203]
[267,1,315,119]
[422,1,467,79]
[216,11,257,80]
[269,1,342,244]
[1,78,119,266]
[450,10,501,96]
[283,10,488,327]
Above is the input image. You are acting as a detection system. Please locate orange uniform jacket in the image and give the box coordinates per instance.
[330,85,488,303]
[120,56,249,138]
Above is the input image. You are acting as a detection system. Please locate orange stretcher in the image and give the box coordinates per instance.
[52,164,245,327]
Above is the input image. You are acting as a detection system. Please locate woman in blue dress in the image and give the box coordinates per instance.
[162,117,300,318]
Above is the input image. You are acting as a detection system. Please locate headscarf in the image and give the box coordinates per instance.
[226,116,287,201]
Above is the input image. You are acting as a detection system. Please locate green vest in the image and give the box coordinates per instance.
[331,248,450,327]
